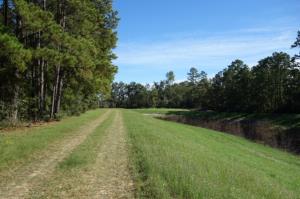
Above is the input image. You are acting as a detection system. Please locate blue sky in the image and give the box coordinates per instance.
[113,0,300,84]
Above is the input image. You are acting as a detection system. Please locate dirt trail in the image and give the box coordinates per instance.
[53,110,134,198]
[0,110,112,199]
[85,110,134,198]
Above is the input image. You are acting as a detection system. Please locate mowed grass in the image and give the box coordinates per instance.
[124,110,300,199]
[134,108,188,115]
[0,109,105,172]
[59,110,115,170]
[28,111,116,198]
[134,108,300,128]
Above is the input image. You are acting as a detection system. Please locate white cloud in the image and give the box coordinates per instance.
[114,27,298,69]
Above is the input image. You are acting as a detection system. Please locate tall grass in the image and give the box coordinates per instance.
[0,109,105,172]
[124,110,300,199]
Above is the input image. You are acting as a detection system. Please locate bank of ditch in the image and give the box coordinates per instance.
[158,111,300,154]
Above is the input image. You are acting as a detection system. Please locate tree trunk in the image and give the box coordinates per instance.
[37,0,47,118]
[9,12,23,123]
[50,0,65,118]
[39,58,45,116]
[10,69,19,123]
[36,30,41,119]
[55,72,64,114]
[44,61,48,111]
[50,65,60,119]
[50,84,56,119]
[3,0,8,26]
[43,0,46,10]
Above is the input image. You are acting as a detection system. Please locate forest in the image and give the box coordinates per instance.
[109,41,300,113]
[0,0,118,123]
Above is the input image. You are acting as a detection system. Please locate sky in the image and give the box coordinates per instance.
[113,0,300,84]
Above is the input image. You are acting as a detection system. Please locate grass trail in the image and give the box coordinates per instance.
[0,109,112,198]
[27,109,134,198]
[124,110,300,199]
[0,109,105,174]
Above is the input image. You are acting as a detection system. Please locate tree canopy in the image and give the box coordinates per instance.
[0,0,118,122]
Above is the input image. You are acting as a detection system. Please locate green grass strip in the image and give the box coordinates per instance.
[58,110,116,170]
[134,108,188,115]
[0,109,105,172]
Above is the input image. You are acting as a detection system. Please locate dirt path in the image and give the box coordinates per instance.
[34,110,135,198]
[0,110,112,199]
[83,110,135,198]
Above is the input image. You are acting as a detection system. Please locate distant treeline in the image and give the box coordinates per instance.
[0,0,118,123]
[109,32,300,113]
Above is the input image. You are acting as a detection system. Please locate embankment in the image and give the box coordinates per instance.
[159,114,300,154]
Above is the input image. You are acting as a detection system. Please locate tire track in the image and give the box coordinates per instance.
[64,110,135,198]
[0,110,112,199]
[90,110,134,198]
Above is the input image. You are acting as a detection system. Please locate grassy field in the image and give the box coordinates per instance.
[0,109,105,173]
[124,110,300,199]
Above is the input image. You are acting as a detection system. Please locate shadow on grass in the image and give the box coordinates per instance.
[164,110,300,128]
[157,110,300,154]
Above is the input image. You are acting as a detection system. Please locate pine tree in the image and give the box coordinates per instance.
[0,0,119,122]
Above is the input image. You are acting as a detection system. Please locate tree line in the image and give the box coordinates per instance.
[109,32,300,113]
[0,0,118,123]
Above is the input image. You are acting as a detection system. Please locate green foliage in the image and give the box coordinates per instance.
[219,60,251,111]
[165,71,175,85]
[251,52,295,112]
[0,33,31,72]
[187,67,201,84]
[0,0,118,122]
[292,30,300,60]
[109,49,300,113]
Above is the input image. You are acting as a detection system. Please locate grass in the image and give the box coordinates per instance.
[134,108,300,128]
[154,109,300,128]
[134,108,188,115]
[59,111,115,169]
[124,110,300,199]
[27,110,116,199]
[0,109,105,172]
